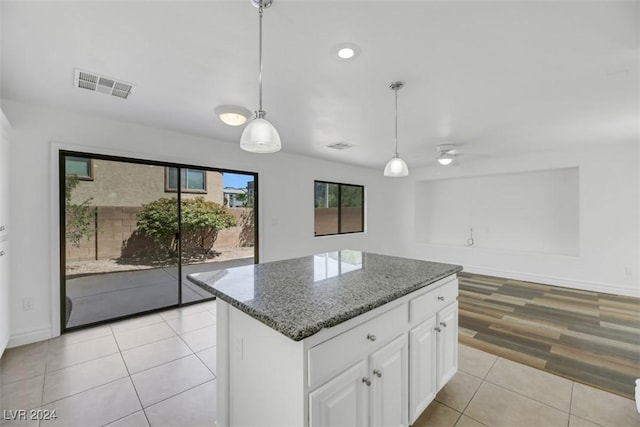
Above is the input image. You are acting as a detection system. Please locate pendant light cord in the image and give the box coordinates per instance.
[258,5,264,114]
[394,87,398,156]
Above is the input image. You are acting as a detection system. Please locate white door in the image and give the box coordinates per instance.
[436,301,458,391]
[309,359,369,427]
[409,316,437,424]
[369,334,408,427]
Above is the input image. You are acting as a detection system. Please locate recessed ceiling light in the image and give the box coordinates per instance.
[336,43,360,60]
[338,48,354,59]
[215,105,252,126]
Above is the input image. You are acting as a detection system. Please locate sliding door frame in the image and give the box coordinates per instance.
[59,149,259,333]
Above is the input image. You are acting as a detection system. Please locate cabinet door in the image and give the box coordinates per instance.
[0,114,9,240]
[369,334,408,427]
[436,301,458,391]
[310,359,369,427]
[0,240,9,354]
[408,316,437,424]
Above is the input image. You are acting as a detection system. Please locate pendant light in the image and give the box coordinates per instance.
[240,0,281,153]
[383,82,409,177]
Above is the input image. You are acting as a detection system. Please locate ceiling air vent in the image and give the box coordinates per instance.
[74,69,135,99]
[326,142,354,150]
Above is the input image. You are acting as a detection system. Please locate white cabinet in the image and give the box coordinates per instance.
[216,274,459,427]
[0,241,8,296]
[310,360,369,427]
[308,304,407,390]
[409,316,437,422]
[0,111,9,242]
[436,301,458,390]
[369,335,408,427]
[408,300,459,423]
[310,334,408,427]
[309,277,457,427]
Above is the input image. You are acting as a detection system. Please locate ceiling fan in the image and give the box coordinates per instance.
[436,144,459,166]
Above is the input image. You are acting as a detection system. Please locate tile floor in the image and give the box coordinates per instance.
[1,300,638,427]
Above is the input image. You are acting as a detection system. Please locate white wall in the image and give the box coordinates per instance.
[398,145,640,297]
[2,99,405,346]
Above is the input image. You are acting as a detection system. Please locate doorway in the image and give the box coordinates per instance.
[60,151,258,331]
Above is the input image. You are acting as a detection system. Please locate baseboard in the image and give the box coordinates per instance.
[462,265,640,298]
[7,325,52,348]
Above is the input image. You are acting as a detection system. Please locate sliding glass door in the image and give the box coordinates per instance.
[60,151,258,331]
[179,171,257,303]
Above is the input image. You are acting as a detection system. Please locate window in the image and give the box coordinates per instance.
[165,167,206,193]
[65,157,93,180]
[314,181,364,236]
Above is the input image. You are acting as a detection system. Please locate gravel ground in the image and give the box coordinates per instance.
[66,247,255,275]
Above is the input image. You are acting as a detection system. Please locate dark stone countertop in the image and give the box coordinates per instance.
[187,250,462,341]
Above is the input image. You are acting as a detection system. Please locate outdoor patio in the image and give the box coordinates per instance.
[65,257,254,328]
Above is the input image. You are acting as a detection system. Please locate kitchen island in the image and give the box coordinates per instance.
[188,250,462,427]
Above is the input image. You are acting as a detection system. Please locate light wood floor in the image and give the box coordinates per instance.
[457,272,640,399]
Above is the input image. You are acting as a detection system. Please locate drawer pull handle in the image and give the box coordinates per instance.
[0,251,4,256]
[440,321,447,328]
[434,327,442,333]
[373,369,382,378]
[366,334,377,342]
[362,377,372,386]
[437,296,445,301]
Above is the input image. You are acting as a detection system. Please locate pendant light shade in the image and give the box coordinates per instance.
[384,81,409,177]
[384,155,409,177]
[240,116,281,153]
[241,0,281,153]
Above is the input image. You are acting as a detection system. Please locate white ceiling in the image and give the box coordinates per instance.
[2,0,638,169]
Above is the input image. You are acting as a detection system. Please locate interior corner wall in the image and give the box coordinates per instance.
[2,99,405,347]
[399,144,639,297]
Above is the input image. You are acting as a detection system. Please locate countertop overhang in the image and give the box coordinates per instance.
[187,250,462,341]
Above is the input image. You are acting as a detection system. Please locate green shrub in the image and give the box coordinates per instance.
[136,197,237,256]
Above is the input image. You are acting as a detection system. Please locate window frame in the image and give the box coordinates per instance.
[65,156,94,181]
[165,167,207,194]
[314,180,365,237]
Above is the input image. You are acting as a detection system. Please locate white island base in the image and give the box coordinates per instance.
[215,274,459,427]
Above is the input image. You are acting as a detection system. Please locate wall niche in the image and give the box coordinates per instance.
[415,167,579,255]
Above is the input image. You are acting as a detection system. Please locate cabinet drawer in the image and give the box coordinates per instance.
[308,304,408,389]
[409,278,458,325]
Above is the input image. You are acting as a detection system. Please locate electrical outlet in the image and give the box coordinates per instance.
[624,267,632,276]
[22,297,34,311]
